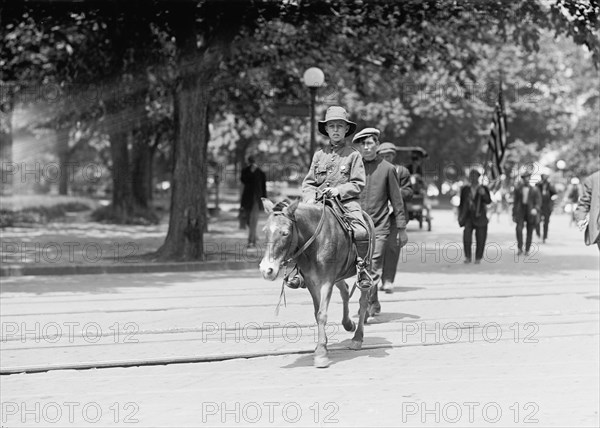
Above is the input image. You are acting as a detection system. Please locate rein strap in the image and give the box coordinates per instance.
[281,197,327,265]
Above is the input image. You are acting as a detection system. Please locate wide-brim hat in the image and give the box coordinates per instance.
[377,142,397,155]
[352,127,380,144]
[318,106,357,137]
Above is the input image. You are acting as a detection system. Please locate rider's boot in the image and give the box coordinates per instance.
[355,258,373,290]
[285,273,306,289]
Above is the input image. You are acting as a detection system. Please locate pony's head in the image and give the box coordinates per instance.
[259,198,299,281]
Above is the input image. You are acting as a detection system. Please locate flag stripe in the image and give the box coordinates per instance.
[486,81,508,177]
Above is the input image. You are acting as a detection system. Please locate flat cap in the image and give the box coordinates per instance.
[377,142,397,155]
[351,127,380,143]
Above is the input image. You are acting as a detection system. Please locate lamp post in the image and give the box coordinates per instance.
[556,159,566,187]
[303,67,325,162]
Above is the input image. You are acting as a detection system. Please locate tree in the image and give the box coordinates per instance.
[2,0,597,260]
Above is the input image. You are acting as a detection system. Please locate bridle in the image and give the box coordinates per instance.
[271,197,327,267]
[269,197,328,315]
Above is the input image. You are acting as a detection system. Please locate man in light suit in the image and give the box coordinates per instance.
[575,170,600,250]
[512,171,541,255]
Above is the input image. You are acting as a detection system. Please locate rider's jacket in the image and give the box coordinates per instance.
[302,142,365,215]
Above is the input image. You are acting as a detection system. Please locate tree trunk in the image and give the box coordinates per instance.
[109,129,133,222]
[56,126,70,195]
[156,1,240,261]
[0,99,13,197]
[157,73,210,260]
[131,137,152,208]
[148,141,157,203]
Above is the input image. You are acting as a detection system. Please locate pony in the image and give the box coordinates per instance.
[259,198,372,368]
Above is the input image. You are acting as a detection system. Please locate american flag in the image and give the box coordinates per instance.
[485,81,508,182]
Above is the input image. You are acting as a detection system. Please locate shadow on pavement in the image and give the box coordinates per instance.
[281,336,392,368]
[363,312,421,324]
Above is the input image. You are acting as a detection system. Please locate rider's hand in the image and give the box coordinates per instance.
[323,187,339,198]
[531,208,538,216]
[577,218,589,231]
[398,228,408,248]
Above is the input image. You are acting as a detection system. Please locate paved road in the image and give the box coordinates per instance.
[1,211,598,427]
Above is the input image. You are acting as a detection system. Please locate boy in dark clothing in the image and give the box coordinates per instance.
[352,128,407,316]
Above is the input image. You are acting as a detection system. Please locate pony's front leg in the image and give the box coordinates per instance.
[350,287,369,350]
[310,281,334,368]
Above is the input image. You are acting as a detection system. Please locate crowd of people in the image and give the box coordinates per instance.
[241,105,600,313]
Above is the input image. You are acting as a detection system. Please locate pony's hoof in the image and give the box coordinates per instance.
[343,320,356,332]
[349,340,363,350]
[314,355,330,368]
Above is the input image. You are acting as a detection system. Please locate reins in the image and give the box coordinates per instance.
[274,197,328,315]
[281,197,327,265]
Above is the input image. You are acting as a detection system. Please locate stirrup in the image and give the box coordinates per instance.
[355,261,373,290]
[285,274,304,289]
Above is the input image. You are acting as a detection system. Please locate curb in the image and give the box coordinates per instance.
[0,260,258,277]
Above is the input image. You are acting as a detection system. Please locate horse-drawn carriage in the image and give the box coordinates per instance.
[396,146,432,231]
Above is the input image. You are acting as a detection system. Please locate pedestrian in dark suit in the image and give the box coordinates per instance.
[458,170,492,264]
[575,171,600,250]
[535,173,557,243]
[377,142,413,293]
[240,155,267,247]
[512,171,541,255]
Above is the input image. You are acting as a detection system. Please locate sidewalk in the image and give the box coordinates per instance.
[0,209,265,276]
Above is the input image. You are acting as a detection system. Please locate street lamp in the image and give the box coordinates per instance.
[556,159,566,186]
[303,67,325,161]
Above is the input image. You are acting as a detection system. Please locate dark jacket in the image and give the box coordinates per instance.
[512,184,541,223]
[575,171,600,245]
[241,165,267,211]
[359,157,406,234]
[458,184,492,227]
[535,180,557,214]
[393,164,414,203]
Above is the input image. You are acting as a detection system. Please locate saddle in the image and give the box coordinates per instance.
[322,197,375,280]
